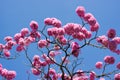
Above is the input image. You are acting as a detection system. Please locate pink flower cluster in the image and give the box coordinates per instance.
[44,18,62,28]
[32,54,56,75]
[71,42,80,57]
[0,64,16,80]
[97,28,120,54]
[104,56,115,64]
[76,6,99,32]
[64,23,92,40]
[0,21,41,58]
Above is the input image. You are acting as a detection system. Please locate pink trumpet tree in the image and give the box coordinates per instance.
[0,6,120,80]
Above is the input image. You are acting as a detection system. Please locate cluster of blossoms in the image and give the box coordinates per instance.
[0,5,120,80]
[0,64,16,80]
[0,20,41,57]
[97,28,120,54]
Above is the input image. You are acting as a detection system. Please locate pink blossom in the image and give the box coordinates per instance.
[71,42,80,57]
[30,31,41,39]
[71,49,80,57]
[73,23,82,33]
[83,13,93,22]
[14,33,21,43]
[4,36,13,42]
[107,28,116,38]
[104,56,115,64]
[52,18,62,28]
[33,55,40,61]
[108,41,117,51]
[73,32,85,41]
[112,37,120,44]
[20,28,29,37]
[95,62,103,69]
[58,28,65,35]
[47,28,53,36]
[90,22,99,32]
[44,18,53,25]
[38,40,48,48]
[49,68,56,75]
[64,23,74,35]
[54,45,60,50]
[3,50,10,57]
[16,45,24,52]
[71,42,79,50]
[5,70,16,80]
[49,51,56,57]
[32,60,41,69]
[88,17,96,26]
[76,6,86,18]
[116,62,120,69]
[114,73,120,80]
[18,38,25,46]
[96,35,109,47]
[24,36,35,46]
[31,68,40,75]
[1,68,8,77]
[30,20,39,31]
[85,31,92,39]
[89,71,96,80]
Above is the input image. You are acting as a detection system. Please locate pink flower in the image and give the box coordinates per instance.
[5,70,16,80]
[88,17,96,26]
[14,33,21,43]
[90,22,99,32]
[49,68,56,75]
[33,55,40,61]
[112,37,120,44]
[76,6,86,18]
[58,28,65,35]
[30,20,39,31]
[38,40,49,48]
[89,71,96,80]
[95,61,103,69]
[85,31,92,39]
[44,18,53,25]
[83,13,93,22]
[4,36,13,42]
[73,23,82,33]
[71,42,80,57]
[114,73,120,80]
[1,68,8,77]
[24,36,35,46]
[96,35,109,47]
[3,50,10,57]
[47,28,53,36]
[30,31,41,39]
[31,68,40,75]
[107,28,116,38]
[116,62,120,69]
[20,28,29,37]
[108,41,117,51]
[64,23,74,35]
[52,18,62,28]
[49,51,56,57]
[16,45,24,52]
[104,56,115,64]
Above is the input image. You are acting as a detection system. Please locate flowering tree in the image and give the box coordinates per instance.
[0,6,120,80]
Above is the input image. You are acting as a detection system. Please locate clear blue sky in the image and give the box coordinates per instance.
[0,0,120,80]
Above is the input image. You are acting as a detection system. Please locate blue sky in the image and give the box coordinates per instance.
[0,0,120,80]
